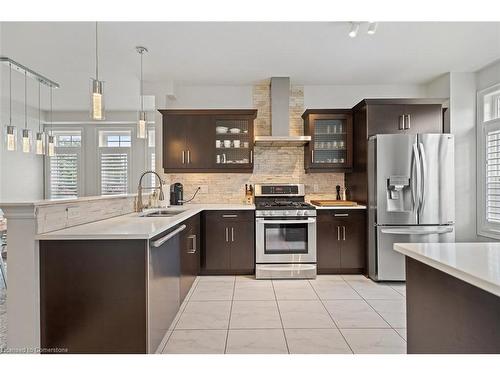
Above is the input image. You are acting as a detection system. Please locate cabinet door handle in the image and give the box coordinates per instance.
[343,226,346,241]
[334,213,349,217]
[337,226,340,241]
[231,227,234,242]
[187,150,191,164]
[399,115,405,130]
[187,234,197,254]
[182,150,185,164]
[250,150,253,163]
[311,150,314,163]
[404,114,411,129]
[222,214,238,218]
[225,227,229,242]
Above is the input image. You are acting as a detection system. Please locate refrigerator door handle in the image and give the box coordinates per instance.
[380,227,453,235]
[412,143,421,212]
[418,142,427,214]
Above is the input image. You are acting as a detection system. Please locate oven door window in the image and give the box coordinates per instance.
[264,223,308,254]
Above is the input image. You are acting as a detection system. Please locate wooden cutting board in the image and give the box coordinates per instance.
[310,200,358,207]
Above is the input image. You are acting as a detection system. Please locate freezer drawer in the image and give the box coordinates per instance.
[370,225,455,281]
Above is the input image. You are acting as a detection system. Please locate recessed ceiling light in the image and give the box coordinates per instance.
[367,22,378,35]
[348,22,360,38]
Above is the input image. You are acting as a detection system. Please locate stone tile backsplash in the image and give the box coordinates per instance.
[161,82,344,204]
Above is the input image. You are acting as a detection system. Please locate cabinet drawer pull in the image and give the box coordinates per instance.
[222,214,238,218]
[333,213,349,217]
[343,226,346,241]
[152,225,186,248]
[231,227,234,242]
[404,114,411,129]
[187,234,196,254]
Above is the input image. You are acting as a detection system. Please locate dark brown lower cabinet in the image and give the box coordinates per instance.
[39,215,201,354]
[317,209,366,274]
[201,210,255,274]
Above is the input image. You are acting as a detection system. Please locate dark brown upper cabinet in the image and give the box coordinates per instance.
[302,109,353,173]
[159,109,257,173]
[352,99,444,137]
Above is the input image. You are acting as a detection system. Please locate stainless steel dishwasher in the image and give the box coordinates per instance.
[147,224,185,353]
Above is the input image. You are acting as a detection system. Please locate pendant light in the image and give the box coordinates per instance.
[35,81,45,155]
[90,22,105,120]
[5,63,17,151]
[47,87,55,157]
[136,46,148,139]
[21,71,33,153]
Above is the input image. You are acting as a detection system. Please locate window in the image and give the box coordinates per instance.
[477,84,500,239]
[98,130,131,195]
[47,130,82,199]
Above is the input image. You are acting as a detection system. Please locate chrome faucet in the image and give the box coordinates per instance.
[137,170,165,212]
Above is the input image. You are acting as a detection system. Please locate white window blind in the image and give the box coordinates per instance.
[100,152,129,195]
[49,153,79,199]
[486,129,500,223]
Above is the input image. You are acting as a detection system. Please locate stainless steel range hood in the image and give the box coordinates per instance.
[254,77,311,147]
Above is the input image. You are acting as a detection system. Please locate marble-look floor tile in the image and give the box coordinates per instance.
[366,299,406,328]
[230,300,282,329]
[175,301,231,330]
[395,328,407,341]
[190,281,234,301]
[323,300,390,328]
[347,281,404,300]
[388,283,406,296]
[278,300,336,328]
[341,275,370,281]
[163,330,227,354]
[226,329,288,354]
[272,280,318,300]
[315,275,344,281]
[341,329,406,354]
[197,275,236,283]
[309,280,362,300]
[285,329,352,354]
[233,280,275,300]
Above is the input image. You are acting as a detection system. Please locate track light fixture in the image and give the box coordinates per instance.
[348,22,378,38]
[348,22,360,38]
[367,22,378,35]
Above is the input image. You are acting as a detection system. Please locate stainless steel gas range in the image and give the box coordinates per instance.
[254,183,317,279]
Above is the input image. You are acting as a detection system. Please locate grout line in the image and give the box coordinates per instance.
[223,277,236,354]
[308,279,354,354]
[271,280,290,354]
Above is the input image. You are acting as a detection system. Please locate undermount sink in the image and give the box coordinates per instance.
[141,209,186,218]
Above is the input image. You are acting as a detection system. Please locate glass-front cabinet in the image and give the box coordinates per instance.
[302,109,353,172]
[214,117,253,170]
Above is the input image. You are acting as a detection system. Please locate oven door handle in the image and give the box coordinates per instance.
[256,218,316,224]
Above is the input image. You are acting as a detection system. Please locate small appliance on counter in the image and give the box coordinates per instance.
[170,182,184,205]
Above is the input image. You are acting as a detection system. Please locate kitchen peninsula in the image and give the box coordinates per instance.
[394,243,500,354]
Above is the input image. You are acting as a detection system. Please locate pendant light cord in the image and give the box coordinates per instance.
[8,63,12,126]
[24,71,27,129]
[140,50,143,111]
[50,87,53,136]
[38,81,41,132]
[95,22,99,80]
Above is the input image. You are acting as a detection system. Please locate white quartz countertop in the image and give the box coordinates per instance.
[36,204,255,241]
[312,204,367,210]
[394,242,500,297]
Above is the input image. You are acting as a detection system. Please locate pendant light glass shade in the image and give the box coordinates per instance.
[21,128,32,153]
[91,78,105,120]
[5,125,17,151]
[47,135,55,157]
[35,131,45,155]
[137,111,147,139]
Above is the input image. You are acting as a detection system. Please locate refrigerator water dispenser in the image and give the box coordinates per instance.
[386,175,411,212]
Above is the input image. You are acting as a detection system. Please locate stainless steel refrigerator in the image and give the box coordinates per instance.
[368,134,455,281]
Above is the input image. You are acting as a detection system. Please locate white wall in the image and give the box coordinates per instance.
[476,59,500,91]
[165,85,253,109]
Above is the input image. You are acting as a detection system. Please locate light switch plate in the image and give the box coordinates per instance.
[199,185,208,194]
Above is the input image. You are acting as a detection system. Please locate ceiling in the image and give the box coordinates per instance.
[1,22,499,110]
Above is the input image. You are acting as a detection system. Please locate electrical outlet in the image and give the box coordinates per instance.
[313,184,319,192]
[199,185,209,194]
[66,206,81,219]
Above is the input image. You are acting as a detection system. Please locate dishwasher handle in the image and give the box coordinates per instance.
[152,224,187,248]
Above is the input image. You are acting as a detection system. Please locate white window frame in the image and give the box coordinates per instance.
[44,128,84,199]
[477,83,500,239]
[97,128,133,196]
